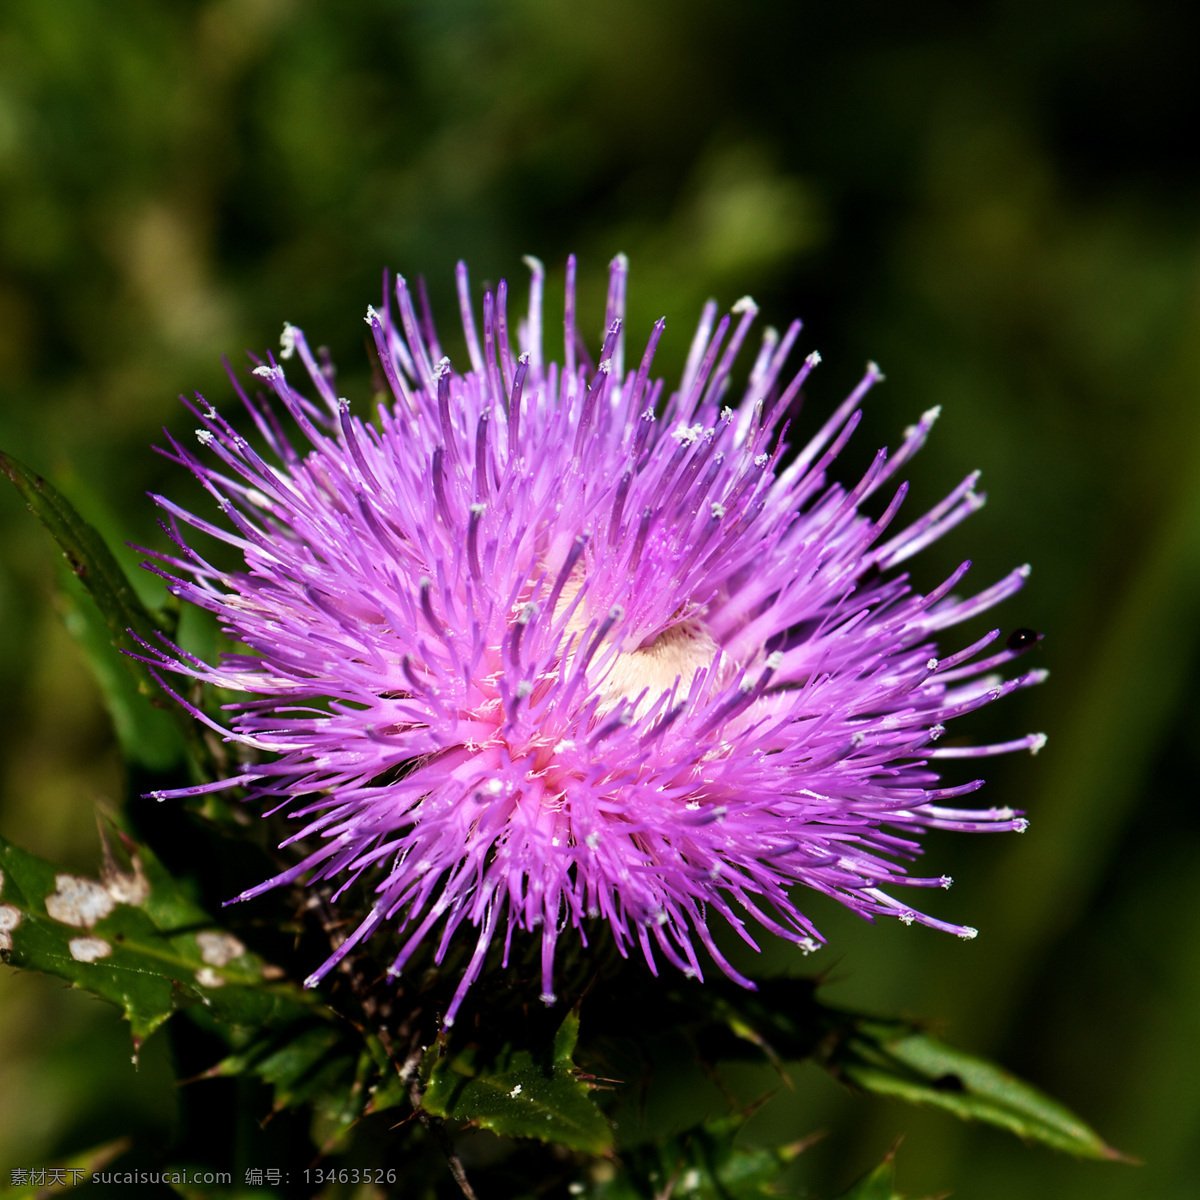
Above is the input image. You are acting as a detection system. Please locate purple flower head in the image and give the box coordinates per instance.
[144,254,1045,1025]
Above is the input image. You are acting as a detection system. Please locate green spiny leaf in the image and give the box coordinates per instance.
[422,1008,612,1154]
[831,1149,907,1200]
[0,450,204,763]
[57,563,187,769]
[586,1109,809,1200]
[0,830,321,1047]
[831,1019,1128,1161]
[686,977,1123,1161]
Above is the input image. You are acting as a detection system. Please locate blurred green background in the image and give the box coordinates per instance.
[1,0,1198,1195]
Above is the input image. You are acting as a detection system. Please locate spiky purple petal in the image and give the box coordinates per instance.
[146,256,1044,1024]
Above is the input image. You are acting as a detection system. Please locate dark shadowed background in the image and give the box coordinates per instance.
[1,1,1198,1196]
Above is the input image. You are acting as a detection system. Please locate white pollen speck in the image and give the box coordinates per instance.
[806,350,822,366]
[540,991,557,1006]
[1030,732,1048,755]
[867,360,885,380]
[712,805,728,822]
[585,833,600,849]
[69,936,112,963]
[195,429,213,445]
[1018,563,1032,578]
[940,876,954,889]
[766,651,784,670]
[672,422,705,445]
[551,837,560,847]
[195,967,226,989]
[515,680,533,699]
[731,295,758,314]
[710,502,726,519]
[797,936,820,954]
[686,801,700,811]
[365,305,381,326]
[926,658,939,670]
[470,502,487,516]
[280,323,298,359]
[720,406,734,422]
[754,453,769,467]
[196,931,246,967]
[929,724,946,741]
[1014,818,1030,833]
[45,875,115,929]
[899,911,915,926]
[251,365,276,379]
[509,1084,523,1098]
[486,778,504,794]
[958,927,979,941]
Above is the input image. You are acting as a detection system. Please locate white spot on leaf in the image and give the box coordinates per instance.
[69,936,112,963]
[195,967,226,989]
[103,857,150,907]
[45,875,115,929]
[0,903,21,953]
[196,931,246,967]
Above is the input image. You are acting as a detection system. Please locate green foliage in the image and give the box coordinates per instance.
[0,451,199,765]
[581,973,1119,1163]
[698,980,1121,1160]
[0,451,167,660]
[423,1008,613,1154]
[56,562,186,769]
[831,1149,908,1200]
[585,1109,807,1200]
[0,827,318,1046]
[832,1019,1126,1161]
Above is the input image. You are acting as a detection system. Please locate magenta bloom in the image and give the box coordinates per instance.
[146,255,1044,1024]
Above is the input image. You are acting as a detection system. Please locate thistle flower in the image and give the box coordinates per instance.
[144,255,1045,1025]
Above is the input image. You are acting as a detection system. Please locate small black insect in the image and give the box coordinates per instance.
[1006,627,1039,651]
